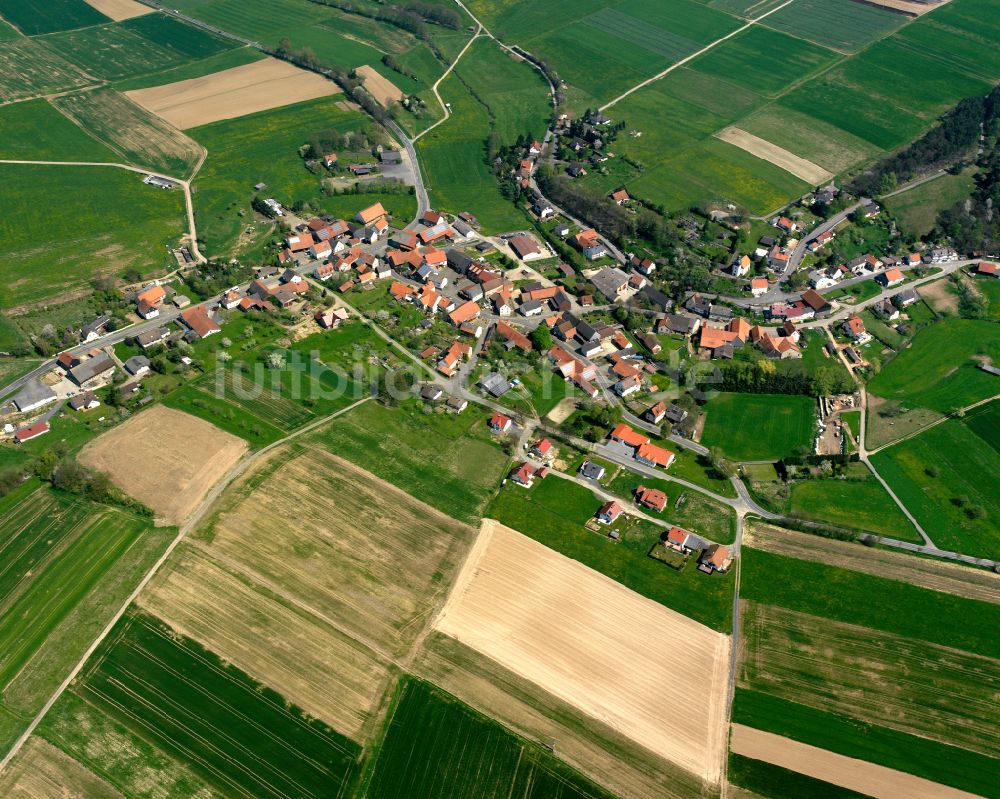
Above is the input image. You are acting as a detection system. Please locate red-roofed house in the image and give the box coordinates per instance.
[180,306,221,339]
[876,268,904,288]
[635,485,667,512]
[356,202,386,225]
[489,412,513,433]
[609,423,649,449]
[750,277,769,297]
[700,544,732,573]
[530,438,553,459]
[448,300,480,326]
[974,261,998,277]
[666,526,692,553]
[842,315,871,344]
[595,500,623,524]
[510,462,536,487]
[636,441,674,469]
[14,421,50,443]
[610,188,630,205]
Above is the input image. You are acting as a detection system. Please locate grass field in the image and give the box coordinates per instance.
[872,401,1000,559]
[884,169,976,237]
[0,0,108,35]
[39,23,186,81]
[75,612,360,799]
[0,38,92,103]
[0,99,118,161]
[307,399,508,523]
[113,45,264,90]
[0,484,170,751]
[365,677,616,799]
[0,163,183,308]
[122,12,235,59]
[701,392,815,461]
[759,0,904,53]
[161,385,286,447]
[740,547,1000,659]
[867,319,1000,412]
[487,476,734,631]
[732,691,1000,798]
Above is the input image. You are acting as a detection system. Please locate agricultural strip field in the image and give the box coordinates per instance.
[0,164,184,309]
[700,392,815,461]
[0,736,122,799]
[78,404,247,526]
[365,677,616,799]
[306,399,508,524]
[745,521,1000,603]
[72,612,360,799]
[40,23,186,82]
[715,127,831,184]
[126,57,339,130]
[161,385,286,447]
[727,753,870,799]
[740,547,1000,659]
[487,475,735,631]
[0,483,170,752]
[84,0,152,21]
[435,520,730,782]
[0,38,92,103]
[0,99,118,162]
[757,0,905,52]
[53,88,204,178]
[866,318,1000,412]
[0,0,108,35]
[113,46,264,91]
[871,401,1000,559]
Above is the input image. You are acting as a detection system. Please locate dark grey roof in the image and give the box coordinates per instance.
[124,355,151,375]
[579,460,605,480]
[479,372,511,397]
[12,380,57,412]
[68,354,115,385]
[81,315,110,338]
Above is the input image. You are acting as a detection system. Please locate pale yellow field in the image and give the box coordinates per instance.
[435,520,730,783]
[0,737,122,799]
[78,404,246,525]
[355,65,405,106]
[125,58,340,129]
[716,127,833,185]
[730,725,979,799]
[864,0,951,15]
[82,0,151,20]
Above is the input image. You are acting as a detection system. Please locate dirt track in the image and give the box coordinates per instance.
[355,65,404,107]
[435,520,730,783]
[83,0,151,20]
[730,725,979,799]
[78,404,246,526]
[126,58,339,129]
[716,127,832,184]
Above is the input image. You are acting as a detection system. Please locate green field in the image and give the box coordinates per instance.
[728,754,868,799]
[39,23,187,81]
[122,13,236,59]
[114,45,264,91]
[759,0,904,53]
[75,612,360,799]
[0,38,91,103]
[0,15,19,39]
[741,547,1000,658]
[487,476,735,631]
[0,485,170,751]
[0,0,107,35]
[365,677,615,799]
[0,99,117,161]
[307,399,508,524]
[884,169,977,237]
[0,163,184,308]
[872,401,1000,559]
[701,392,815,461]
[866,319,1000,412]
[162,387,286,447]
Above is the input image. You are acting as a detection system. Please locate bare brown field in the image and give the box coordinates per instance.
[918,276,959,314]
[355,65,404,107]
[730,725,979,799]
[546,397,577,424]
[745,521,1000,603]
[740,602,1000,757]
[125,58,339,129]
[0,737,122,799]
[52,88,203,177]
[715,128,832,184]
[865,395,944,449]
[861,0,951,16]
[138,544,392,741]
[434,520,730,783]
[78,404,246,526]
[413,632,711,799]
[200,445,474,657]
[82,0,151,20]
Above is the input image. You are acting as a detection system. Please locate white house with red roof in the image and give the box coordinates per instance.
[595,500,623,524]
[489,413,513,433]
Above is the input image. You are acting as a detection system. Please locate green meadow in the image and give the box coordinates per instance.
[700,392,815,462]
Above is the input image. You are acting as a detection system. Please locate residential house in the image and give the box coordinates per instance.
[80,315,110,343]
[876,268,904,288]
[635,485,667,512]
[842,315,872,344]
[419,384,443,402]
[614,375,641,397]
[488,412,513,433]
[897,288,920,307]
[595,500,623,524]
[658,313,700,337]
[731,254,752,277]
[610,188,630,205]
[665,526,692,553]
[316,307,349,328]
[775,216,797,233]
[636,441,674,468]
[355,202,387,225]
[136,285,166,319]
[700,544,732,573]
[446,395,468,413]
[69,392,100,411]
[123,355,151,377]
[873,298,900,321]
[750,277,769,297]
[800,289,831,316]
[530,438,553,459]
[480,372,512,398]
[579,460,605,480]
[448,301,481,327]
[510,462,536,487]
[137,327,169,349]
[610,423,649,449]
[646,401,666,424]
[180,306,221,339]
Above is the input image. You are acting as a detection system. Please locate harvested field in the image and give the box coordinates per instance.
[53,88,203,178]
[78,404,246,526]
[918,276,959,314]
[126,57,339,129]
[356,64,404,106]
[715,127,832,184]
[201,445,474,657]
[745,521,1000,603]
[730,725,979,799]
[139,544,392,741]
[83,0,152,19]
[740,602,1000,758]
[0,39,92,104]
[0,736,122,799]
[863,0,951,14]
[434,520,730,783]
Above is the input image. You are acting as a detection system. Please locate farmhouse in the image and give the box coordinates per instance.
[591,267,630,300]
[974,261,998,278]
[69,354,116,388]
[180,306,221,340]
[356,202,387,225]
[800,289,831,316]
[610,423,649,449]
[635,485,667,512]
[636,442,674,469]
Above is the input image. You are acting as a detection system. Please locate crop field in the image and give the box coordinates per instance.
[122,12,234,59]
[307,399,508,523]
[201,367,317,430]
[0,38,92,103]
[0,99,117,162]
[74,612,360,799]
[436,520,730,781]
[745,521,1000,604]
[0,163,184,308]
[867,319,1000,411]
[759,0,905,52]
[413,633,704,799]
[0,735,123,799]
[700,392,815,461]
[366,677,615,799]
[740,602,1000,760]
[0,0,108,35]
[53,88,204,178]
[161,384,286,447]
[727,753,870,799]
[0,484,168,750]
[113,45,264,91]
[872,403,1000,559]
[488,476,735,631]
[78,404,247,526]
[39,23,186,81]
[186,95,369,253]
[741,547,1000,659]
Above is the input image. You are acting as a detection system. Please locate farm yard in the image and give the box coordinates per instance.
[700,392,815,461]
[435,520,731,782]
